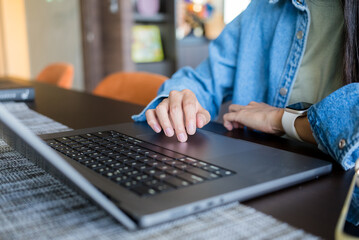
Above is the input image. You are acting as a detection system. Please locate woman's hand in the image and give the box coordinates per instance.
[145,89,211,142]
[223,102,285,135]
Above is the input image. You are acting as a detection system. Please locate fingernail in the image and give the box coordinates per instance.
[178,133,187,142]
[224,122,232,131]
[198,118,204,128]
[187,122,196,135]
[164,128,174,137]
[153,124,161,133]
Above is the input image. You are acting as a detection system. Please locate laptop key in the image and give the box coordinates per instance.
[114,166,132,173]
[154,172,169,180]
[80,133,97,139]
[133,174,149,182]
[153,183,173,192]
[143,178,172,192]
[179,157,198,164]
[93,131,112,138]
[106,162,122,168]
[156,164,171,171]
[201,165,220,172]
[45,139,58,145]
[122,179,140,189]
[89,163,103,169]
[118,157,134,164]
[145,169,161,176]
[100,158,114,164]
[95,167,111,174]
[165,167,182,176]
[177,172,204,184]
[125,170,140,177]
[104,171,115,178]
[55,137,72,143]
[147,160,160,167]
[111,155,125,161]
[134,164,153,172]
[130,154,144,160]
[173,162,189,170]
[104,151,118,157]
[148,153,166,159]
[164,177,190,188]
[144,179,160,187]
[122,151,135,157]
[138,158,152,164]
[131,185,157,196]
[111,175,129,183]
[125,161,141,168]
[164,160,178,166]
[185,167,219,180]
[74,156,92,162]
[138,149,151,155]
[156,156,174,162]
[214,169,234,177]
[83,159,96,165]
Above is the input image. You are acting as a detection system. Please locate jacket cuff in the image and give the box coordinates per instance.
[307,83,359,170]
[131,94,169,122]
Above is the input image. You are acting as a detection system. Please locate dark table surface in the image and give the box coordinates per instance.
[4,78,355,239]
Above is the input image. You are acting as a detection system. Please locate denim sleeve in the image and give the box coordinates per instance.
[307,83,359,170]
[132,14,243,122]
[308,83,359,226]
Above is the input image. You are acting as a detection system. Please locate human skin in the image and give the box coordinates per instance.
[145,89,316,144]
[222,101,316,144]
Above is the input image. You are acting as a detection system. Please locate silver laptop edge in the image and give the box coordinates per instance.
[0,104,137,230]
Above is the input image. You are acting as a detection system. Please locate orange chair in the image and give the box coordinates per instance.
[93,72,168,106]
[36,63,74,89]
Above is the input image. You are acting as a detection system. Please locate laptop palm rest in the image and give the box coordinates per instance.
[136,129,261,160]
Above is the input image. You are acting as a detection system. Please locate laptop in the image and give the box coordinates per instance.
[0,78,35,102]
[0,104,332,230]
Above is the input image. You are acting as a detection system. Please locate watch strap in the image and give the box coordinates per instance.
[281,111,303,142]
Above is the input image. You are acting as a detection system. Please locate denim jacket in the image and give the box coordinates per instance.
[133,0,359,222]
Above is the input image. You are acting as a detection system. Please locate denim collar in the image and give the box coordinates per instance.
[268,0,307,11]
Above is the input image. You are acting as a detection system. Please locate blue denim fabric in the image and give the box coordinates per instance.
[132,0,359,224]
[308,83,359,171]
[132,0,308,120]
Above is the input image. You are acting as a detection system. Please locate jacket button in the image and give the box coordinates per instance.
[339,139,346,149]
[296,31,304,40]
[279,88,288,96]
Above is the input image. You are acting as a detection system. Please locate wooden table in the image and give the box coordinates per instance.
[5,78,355,239]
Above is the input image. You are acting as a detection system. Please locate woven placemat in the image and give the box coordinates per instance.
[0,102,319,240]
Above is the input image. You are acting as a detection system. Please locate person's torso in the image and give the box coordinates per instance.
[229,0,343,108]
[288,0,344,105]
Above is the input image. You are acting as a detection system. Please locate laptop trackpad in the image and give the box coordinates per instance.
[136,129,261,159]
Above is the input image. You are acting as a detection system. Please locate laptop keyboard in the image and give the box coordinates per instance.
[45,131,235,197]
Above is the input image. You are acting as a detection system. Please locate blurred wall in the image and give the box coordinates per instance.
[0,0,30,79]
[24,0,84,90]
[0,6,4,77]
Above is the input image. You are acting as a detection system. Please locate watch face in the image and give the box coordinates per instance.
[286,102,313,111]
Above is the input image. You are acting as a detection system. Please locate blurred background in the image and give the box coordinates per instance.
[0,0,250,92]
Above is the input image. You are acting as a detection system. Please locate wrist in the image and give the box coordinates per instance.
[273,108,285,134]
[294,116,316,144]
[282,102,312,141]
[281,102,312,141]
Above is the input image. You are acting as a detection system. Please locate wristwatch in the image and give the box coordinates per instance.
[281,102,312,141]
